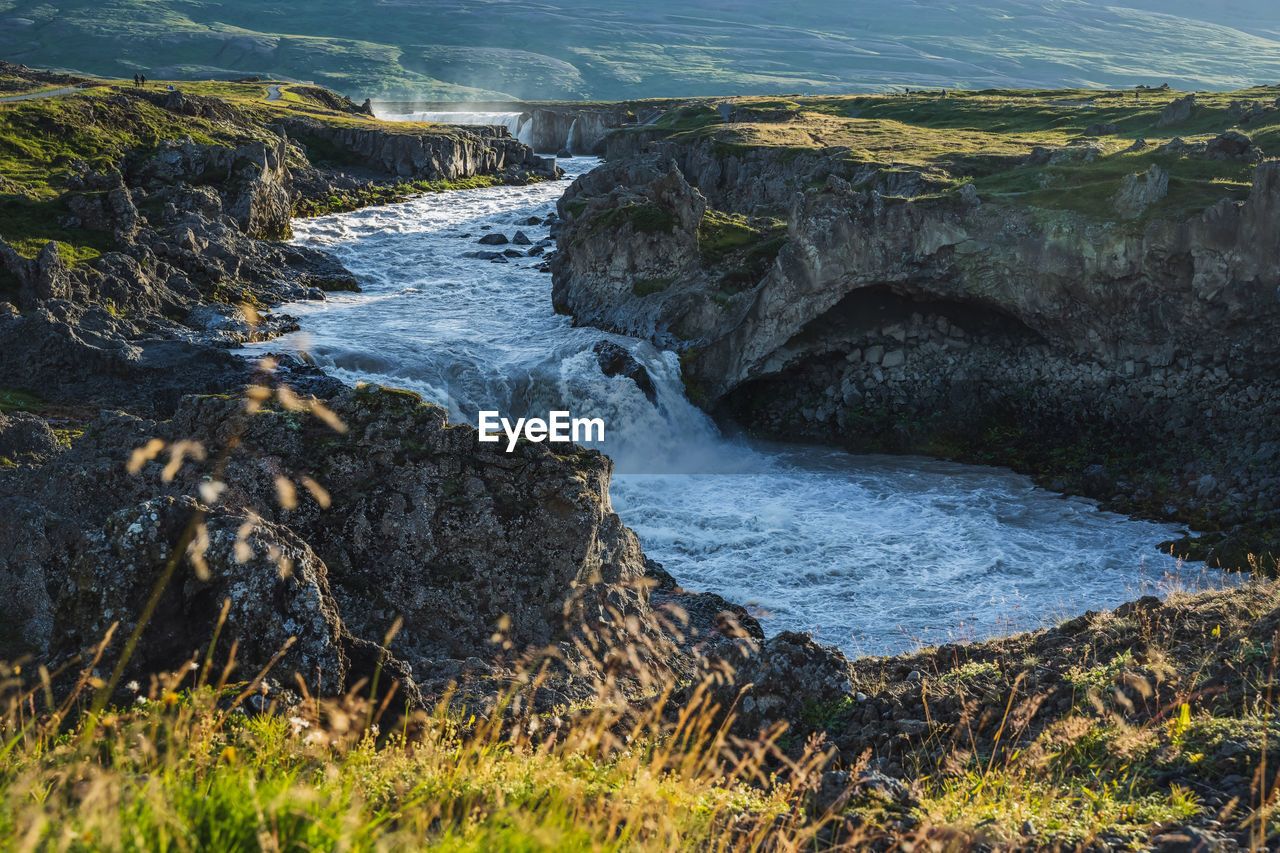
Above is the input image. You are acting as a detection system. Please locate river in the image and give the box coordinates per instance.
[247,154,1236,655]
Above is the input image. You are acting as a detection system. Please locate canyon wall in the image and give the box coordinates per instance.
[551,141,1280,565]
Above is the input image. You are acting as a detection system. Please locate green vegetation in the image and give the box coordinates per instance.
[0,77,542,258]
[698,209,788,292]
[3,577,1280,848]
[293,174,517,218]
[627,87,1280,225]
[0,388,42,413]
[589,202,679,236]
[627,204,679,234]
[853,581,1280,848]
[0,83,269,260]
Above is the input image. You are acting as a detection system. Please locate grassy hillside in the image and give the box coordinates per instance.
[2,579,1278,850]
[4,1,1280,101]
[622,85,1280,224]
[0,75,516,264]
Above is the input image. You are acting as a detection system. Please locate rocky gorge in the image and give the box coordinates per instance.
[550,91,1280,571]
[0,70,754,710]
[3,72,1280,849]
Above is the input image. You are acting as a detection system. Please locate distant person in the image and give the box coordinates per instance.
[140,74,147,87]
[167,84,175,92]
[132,73,140,88]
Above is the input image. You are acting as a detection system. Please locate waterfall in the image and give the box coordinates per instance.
[245,158,1230,655]
[376,110,527,139]
[515,115,535,147]
[565,117,579,155]
[377,109,546,152]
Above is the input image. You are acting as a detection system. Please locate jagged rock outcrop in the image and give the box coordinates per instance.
[552,157,707,341]
[557,154,1280,403]
[709,631,854,739]
[0,301,249,414]
[52,497,350,692]
[278,117,556,181]
[1112,164,1168,218]
[128,136,294,239]
[1156,93,1197,128]
[0,77,752,707]
[0,384,748,701]
[603,131,953,214]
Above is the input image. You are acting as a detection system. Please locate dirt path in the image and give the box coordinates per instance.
[0,86,82,104]
[265,84,283,101]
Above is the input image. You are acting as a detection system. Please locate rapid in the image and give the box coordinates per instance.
[247,154,1237,655]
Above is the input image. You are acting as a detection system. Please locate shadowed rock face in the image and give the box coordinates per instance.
[556,154,1280,398]
[278,117,556,181]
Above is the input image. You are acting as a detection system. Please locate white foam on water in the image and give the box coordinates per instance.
[246,157,1241,655]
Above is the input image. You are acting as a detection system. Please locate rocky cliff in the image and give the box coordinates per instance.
[552,94,1280,567]
[0,381,741,703]
[0,73,742,707]
[374,100,640,155]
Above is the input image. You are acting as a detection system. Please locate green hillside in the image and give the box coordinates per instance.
[3,0,1280,101]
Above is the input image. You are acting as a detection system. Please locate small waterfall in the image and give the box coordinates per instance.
[377,109,549,153]
[515,115,535,147]
[565,117,579,155]
[377,110,527,140]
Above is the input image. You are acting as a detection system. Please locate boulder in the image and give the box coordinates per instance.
[1156,93,1196,128]
[710,631,853,738]
[1112,164,1169,219]
[0,412,61,462]
[1206,130,1258,160]
[52,497,349,693]
[0,301,246,415]
[592,340,658,403]
[478,233,509,245]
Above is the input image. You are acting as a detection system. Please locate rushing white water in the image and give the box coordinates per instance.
[565,117,579,155]
[247,157,1238,655]
[375,110,536,147]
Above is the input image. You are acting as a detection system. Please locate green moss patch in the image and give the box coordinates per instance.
[0,388,42,413]
[698,209,787,291]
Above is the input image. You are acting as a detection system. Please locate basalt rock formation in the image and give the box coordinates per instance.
[552,132,1280,566]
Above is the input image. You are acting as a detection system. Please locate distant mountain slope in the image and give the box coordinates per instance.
[2,0,1279,99]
